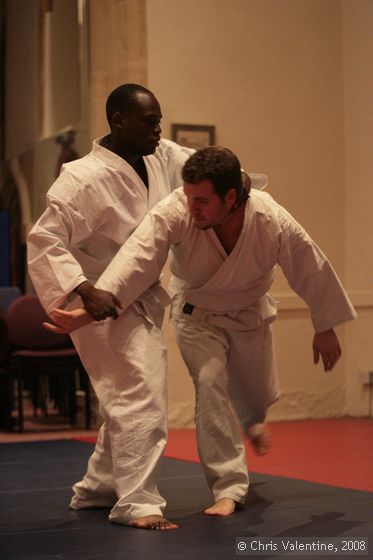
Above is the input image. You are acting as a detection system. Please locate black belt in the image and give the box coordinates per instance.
[182,303,194,315]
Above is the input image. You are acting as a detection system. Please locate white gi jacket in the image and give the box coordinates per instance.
[95,187,357,333]
[27,136,192,314]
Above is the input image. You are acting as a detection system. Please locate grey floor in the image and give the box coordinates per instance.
[0,440,372,560]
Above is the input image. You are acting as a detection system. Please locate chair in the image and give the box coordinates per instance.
[6,294,91,432]
[0,309,13,429]
[0,288,21,429]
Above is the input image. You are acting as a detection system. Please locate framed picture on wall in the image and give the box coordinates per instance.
[171,124,215,150]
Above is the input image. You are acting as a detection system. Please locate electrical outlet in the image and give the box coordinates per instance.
[360,371,373,385]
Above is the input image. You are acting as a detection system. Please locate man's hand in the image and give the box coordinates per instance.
[74,281,122,321]
[313,328,342,372]
[43,308,92,334]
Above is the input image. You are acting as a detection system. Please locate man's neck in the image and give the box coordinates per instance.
[104,136,148,188]
[213,203,246,255]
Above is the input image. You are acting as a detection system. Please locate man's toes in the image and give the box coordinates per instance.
[130,515,179,530]
[150,520,179,530]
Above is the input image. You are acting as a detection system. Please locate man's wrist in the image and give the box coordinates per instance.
[74,281,94,297]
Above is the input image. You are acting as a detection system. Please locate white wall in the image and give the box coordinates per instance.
[146,0,371,427]
[342,0,373,417]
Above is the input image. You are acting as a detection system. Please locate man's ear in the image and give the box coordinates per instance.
[112,111,126,129]
[226,187,237,208]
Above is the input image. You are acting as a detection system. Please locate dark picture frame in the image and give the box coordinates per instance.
[171,124,216,150]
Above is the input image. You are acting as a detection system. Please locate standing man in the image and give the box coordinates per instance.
[27,84,194,530]
[45,146,357,518]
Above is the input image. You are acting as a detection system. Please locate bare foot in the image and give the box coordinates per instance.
[248,424,270,456]
[204,498,236,516]
[130,515,179,530]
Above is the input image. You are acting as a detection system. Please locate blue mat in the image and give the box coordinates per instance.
[0,440,371,559]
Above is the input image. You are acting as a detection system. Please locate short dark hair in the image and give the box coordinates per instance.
[106,83,155,124]
[182,146,244,200]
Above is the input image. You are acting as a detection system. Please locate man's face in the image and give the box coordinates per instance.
[183,180,234,230]
[120,92,162,156]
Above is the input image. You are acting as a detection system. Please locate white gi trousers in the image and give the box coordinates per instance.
[69,305,167,524]
[172,299,279,504]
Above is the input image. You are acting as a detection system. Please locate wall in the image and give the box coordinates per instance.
[146,0,368,427]
[89,0,148,139]
[342,0,373,417]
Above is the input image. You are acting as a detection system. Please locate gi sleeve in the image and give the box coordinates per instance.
[277,206,357,332]
[27,196,90,314]
[95,196,184,311]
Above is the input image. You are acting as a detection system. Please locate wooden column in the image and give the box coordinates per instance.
[89,0,148,139]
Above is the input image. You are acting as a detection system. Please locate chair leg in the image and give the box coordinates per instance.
[79,368,91,430]
[16,373,24,433]
[41,374,49,416]
[59,373,68,420]
[0,369,13,430]
[31,375,40,417]
[68,370,77,426]
[84,376,91,430]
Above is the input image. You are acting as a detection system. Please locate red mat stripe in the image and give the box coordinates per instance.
[73,418,373,493]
